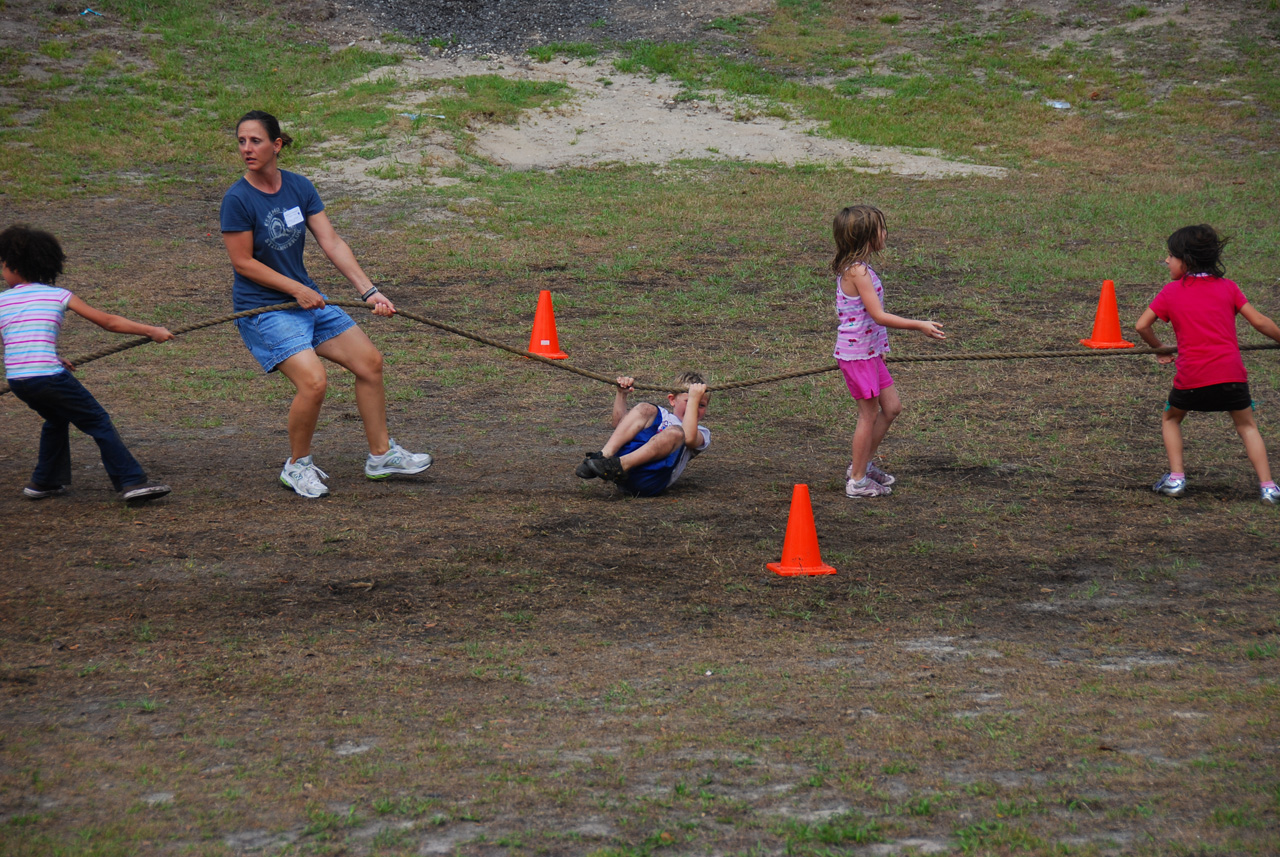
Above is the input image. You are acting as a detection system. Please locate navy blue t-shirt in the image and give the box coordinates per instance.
[220,170,326,311]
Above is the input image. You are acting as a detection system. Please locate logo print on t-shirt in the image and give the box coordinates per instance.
[264,208,302,252]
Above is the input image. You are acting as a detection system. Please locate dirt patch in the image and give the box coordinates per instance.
[364,0,773,55]
[468,60,1004,176]
[322,53,1007,189]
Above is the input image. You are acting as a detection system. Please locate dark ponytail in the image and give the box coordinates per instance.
[1167,224,1228,278]
[236,110,293,148]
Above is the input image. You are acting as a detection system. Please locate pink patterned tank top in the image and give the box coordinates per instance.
[833,265,890,361]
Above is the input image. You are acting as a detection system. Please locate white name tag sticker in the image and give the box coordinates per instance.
[283,207,304,228]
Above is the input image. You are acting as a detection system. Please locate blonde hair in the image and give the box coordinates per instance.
[831,205,886,275]
[675,371,705,388]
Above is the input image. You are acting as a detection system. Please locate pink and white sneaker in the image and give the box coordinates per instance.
[845,476,891,498]
[846,462,896,487]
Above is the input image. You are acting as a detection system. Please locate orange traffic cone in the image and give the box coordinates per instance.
[1079,280,1134,349]
[767,484,836,577]
[527,290,568,359]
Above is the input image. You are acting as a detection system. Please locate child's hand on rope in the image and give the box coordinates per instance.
[1156,352,1175,365]
[687,382,707,401]
[615,376,635,394]
[148,326,175,343]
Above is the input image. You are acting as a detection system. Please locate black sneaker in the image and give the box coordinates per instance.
[121,483,171,503]
[575,452,603,479]
[23,483,66,500]
[586,455,626,484]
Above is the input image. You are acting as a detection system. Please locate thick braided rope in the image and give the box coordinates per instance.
[709,342,1280,392]
[2,298,1277,397]
[0,302,300,398]
[0,299,628,398]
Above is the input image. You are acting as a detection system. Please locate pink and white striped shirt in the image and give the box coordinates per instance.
[0,283,72,380]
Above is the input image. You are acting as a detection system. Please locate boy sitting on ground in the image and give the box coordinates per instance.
[576,372,710,496]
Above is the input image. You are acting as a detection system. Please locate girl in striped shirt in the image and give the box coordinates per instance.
[0,224,173,502]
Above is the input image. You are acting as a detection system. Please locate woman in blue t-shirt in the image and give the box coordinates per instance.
[220,110,431,498]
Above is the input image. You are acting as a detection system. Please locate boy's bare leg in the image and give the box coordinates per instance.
[1230,408,1273,484]
[619,428,684,472]
[601,403,659,457]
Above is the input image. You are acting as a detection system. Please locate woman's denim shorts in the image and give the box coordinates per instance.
[236,304,357,373]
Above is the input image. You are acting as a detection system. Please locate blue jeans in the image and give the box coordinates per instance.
[8,371,147,491]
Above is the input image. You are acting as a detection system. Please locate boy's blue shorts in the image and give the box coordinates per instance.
[236,304,357,373]
[620,411,684,497]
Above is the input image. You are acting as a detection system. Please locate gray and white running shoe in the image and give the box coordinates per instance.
[281,456,330,498]
[365,439,432,479]
[846,476,891,498]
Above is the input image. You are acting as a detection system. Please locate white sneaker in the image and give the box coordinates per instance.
[365,439,432,480]
[1151,472,1185,498]
[846,476,891,498]
[121,483,171,503]
[847,462,896,487]
[280,456,330,498]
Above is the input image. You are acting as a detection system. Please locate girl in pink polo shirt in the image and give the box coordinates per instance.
[1136,224,1280,504]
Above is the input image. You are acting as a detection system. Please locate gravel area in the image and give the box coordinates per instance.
[355,0,769,55]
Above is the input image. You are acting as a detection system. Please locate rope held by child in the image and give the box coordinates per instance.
[2,297,1277,398]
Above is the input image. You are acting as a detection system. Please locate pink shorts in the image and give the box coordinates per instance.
[839,356,894,400]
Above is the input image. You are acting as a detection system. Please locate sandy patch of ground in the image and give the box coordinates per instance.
[315,51,1007,194]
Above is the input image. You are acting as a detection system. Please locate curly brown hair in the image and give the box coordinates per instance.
[0,224,65,285]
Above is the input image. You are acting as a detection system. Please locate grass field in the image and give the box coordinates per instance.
[2,1,1280,855]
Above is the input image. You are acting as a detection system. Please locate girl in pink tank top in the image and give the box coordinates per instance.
[831,205,946,499]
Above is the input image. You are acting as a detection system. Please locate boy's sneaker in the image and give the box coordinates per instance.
[121,483,171,503]
[847,462,896,487]
[846,476,891,498]
[23,483,66,500]
[576,452,603,479]
[365,439,432,479]
[586,455,626,484]
[1152,473,1186,497]
[281,456,330,498]
[1262,485,1280,505]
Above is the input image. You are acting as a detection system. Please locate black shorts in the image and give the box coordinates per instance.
[1167,381,1253,412]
